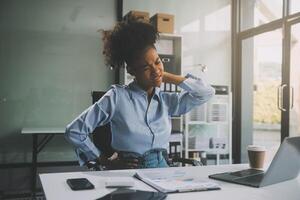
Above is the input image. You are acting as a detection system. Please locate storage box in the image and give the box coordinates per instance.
[150,13,174,33]
[123,10,150,22]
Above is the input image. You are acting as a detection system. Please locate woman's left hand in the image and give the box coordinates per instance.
[105,152,140,169]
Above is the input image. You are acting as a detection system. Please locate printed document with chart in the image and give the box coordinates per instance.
[134,169,220,193]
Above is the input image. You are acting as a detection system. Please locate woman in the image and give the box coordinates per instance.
[65,19,215,169]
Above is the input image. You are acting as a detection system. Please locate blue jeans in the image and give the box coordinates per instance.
[118,148,169,168]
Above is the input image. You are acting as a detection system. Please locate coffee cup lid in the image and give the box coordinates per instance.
[247,145,266,151]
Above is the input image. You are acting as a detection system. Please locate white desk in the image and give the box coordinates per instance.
[21,127,67,197]
[40,164,300,200]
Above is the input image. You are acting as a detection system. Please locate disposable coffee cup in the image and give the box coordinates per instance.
[247,145,266,169]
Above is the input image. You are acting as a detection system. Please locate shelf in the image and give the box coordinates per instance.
[186,121,228,125]
[184,91,232,165]
[171,116,182,119]
[159,33,182,38]
[186,121,208,125]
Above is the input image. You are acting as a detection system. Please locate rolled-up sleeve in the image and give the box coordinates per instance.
[168,73,215,116]
[65,87,117,166]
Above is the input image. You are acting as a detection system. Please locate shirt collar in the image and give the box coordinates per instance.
[128,79,161,100]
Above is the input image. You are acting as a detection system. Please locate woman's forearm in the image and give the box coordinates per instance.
[162,71,186,85]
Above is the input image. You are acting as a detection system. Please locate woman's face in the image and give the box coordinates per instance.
[130,47,164,92]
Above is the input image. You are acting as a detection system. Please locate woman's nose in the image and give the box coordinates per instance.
[152,66,160,74]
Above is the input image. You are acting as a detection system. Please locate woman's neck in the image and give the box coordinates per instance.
[146,87,155,103]
[135,79,152,95]
[135,80,154,101]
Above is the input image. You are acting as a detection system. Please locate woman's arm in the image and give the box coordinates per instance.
[64,87,118,166]
[163,72,215,116]
[162,71,186,85]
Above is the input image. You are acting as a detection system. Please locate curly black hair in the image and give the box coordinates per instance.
[102,19,159,70]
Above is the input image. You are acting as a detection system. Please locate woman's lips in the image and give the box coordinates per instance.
[153,74,162,80]
[153,75,162,82]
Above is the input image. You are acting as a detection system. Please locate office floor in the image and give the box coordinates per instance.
[2,193,45,200]
[0,165,85,200]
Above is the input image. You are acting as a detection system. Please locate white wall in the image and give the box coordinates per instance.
[0,0,116,163]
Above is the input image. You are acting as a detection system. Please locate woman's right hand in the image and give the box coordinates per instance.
[162,71,186,85]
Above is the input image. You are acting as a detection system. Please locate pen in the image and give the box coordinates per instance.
[175,187,220,193]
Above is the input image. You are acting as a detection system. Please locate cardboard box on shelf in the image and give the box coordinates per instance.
[123,10,150,22]
[150,13,174,33]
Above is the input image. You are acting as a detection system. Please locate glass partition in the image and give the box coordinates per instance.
[241,29,282,163]
[241,0,282,31]
[290,0,300,15]
[289,23,300,137]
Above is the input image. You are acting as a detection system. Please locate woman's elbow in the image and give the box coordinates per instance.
[64,122,89,144]
[197,86,215,99]
[64,124,72,141]
[208,86,216,98]
[64,123,77,143]
[193,86,215,105]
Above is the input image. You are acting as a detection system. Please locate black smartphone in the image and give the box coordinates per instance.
[66,178,95,191]
[96,188,167,200]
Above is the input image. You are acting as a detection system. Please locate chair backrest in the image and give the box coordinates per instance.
[91,91,115,158]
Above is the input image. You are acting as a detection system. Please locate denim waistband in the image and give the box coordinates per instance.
[117,148,168,167]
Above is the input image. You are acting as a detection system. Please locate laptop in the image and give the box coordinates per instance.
[209,136,300,187]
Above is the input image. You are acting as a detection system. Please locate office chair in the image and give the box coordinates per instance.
[88,91,202,170]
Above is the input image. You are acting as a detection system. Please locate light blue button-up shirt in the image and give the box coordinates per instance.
[65,73,215,165]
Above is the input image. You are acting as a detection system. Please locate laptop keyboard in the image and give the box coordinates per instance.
[238,173,264,183]
[229,169,264,177]
[230,170,265,186]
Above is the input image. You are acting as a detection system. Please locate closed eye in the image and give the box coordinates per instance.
[155,57,161,65]
[142,58,161,71]
[143,67,151,72]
